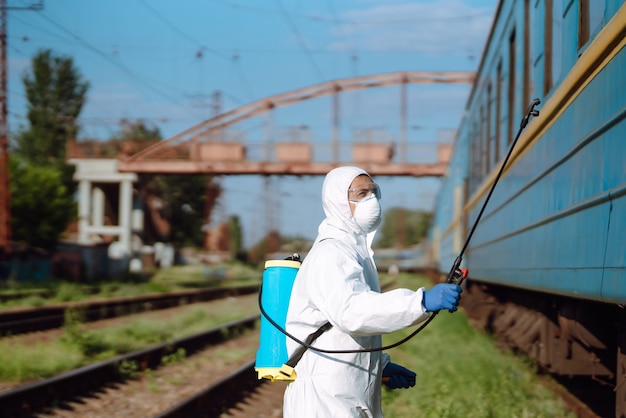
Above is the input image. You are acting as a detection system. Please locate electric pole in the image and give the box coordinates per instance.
[0,0,43,255]
[0,0,10,254]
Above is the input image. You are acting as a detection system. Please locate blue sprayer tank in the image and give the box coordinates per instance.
[255,258,301,381]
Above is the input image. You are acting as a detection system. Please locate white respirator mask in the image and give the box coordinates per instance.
[352,194,382,234]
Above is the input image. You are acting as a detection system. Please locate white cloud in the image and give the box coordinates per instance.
[329,1,495,54]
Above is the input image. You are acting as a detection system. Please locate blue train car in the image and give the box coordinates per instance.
[431,1,626,415]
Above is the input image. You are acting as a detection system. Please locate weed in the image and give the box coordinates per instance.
[379,274,575,418]
[162,347,187,366]
[118,359,139,379]
[61,307,109,356]
[145,368,161,393]
[55,283,87,302]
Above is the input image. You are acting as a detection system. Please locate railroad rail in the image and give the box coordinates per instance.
[0,276,603,417]
[155,355,600,418]
[155,359,287,418]
[154,344,602,418]
[0,315,259,417]
[0,285,259,336]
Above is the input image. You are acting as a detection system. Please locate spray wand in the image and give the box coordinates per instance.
[257,99,541,379]
[444,98,540,287]
[379,97,541,359]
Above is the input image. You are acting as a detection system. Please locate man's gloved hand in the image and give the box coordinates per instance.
[382,362,416,389]
[423,283,462,313]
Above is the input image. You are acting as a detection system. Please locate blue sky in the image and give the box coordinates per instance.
[7,0,498,248]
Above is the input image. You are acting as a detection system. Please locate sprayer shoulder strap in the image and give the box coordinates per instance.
[285,321,333,368]
[285,237,344,368]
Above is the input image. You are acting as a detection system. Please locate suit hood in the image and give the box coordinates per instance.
[316,166,378,248]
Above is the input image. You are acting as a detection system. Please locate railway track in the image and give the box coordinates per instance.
[0,315,259,417]
[154,355,601,418]
[156,360,286,418]
[0,285,259,336]
[0,275,604,417]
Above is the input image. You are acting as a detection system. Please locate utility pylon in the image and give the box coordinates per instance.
[0,0,43,254]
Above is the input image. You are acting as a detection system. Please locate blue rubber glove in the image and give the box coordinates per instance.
[382,362,416,389]
[423,283,462,313]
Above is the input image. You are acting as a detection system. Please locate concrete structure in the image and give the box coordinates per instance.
[60,72,471,278]
[70,158,138,258]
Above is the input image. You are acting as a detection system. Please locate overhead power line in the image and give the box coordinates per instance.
[138,0,230,61]
[32,9,192,109]
[274,0,324,82]
[139,0,255,103]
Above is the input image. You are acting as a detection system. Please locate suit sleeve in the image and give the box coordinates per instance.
[306,241,429,336]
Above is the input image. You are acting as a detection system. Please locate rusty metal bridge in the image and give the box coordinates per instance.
[62,71,475,252]
[105,71,475,177]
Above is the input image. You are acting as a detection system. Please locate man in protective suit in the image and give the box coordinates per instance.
[283,166,462,417]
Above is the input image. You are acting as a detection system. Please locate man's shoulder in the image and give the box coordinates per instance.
[311,237,358,259]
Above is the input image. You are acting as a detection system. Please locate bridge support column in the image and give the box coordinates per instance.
[118,179,133,254]
[71,159,138,256]
[77,179,91,245]
[92,186,104,231]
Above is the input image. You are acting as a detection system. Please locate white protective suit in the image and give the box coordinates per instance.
[283,166,431,418]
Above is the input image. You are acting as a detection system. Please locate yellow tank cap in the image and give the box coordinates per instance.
[255,366,297,382]
[264,260,301,269]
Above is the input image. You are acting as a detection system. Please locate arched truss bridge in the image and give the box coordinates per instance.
[117,71,475,177]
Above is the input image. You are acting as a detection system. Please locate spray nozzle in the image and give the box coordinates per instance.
[285,253,301,262]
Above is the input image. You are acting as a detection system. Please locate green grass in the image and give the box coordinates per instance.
[0,270,576,417]
[0,261,262,309]
[151,262,262,289]
[0,295,260,383]
[379,273,575,418]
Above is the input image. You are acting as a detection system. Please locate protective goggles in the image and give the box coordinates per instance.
[348,182,381,202]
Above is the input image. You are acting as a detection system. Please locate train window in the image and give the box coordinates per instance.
[496,62,502,162]
[474,117,481,187]
[530,0,542,97]
[470,122,479,192]
[579,0,606,49]
[487,83,493,172]
[477,107,483,180]
[544,0,552,94]
[507,28,516,146]
[545,0,563,93]
[480,104,487,176]
[523,0,531,114]
[588,2,605,34]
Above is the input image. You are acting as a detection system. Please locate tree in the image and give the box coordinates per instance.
[153,174,211,247]
[112,118,161,142]
[248,230,281,265]
[228,215,244,260]
[107,120,221,248]
[376,208,432,249]
[14,49,89,167]
[8,50,88,249]
[9,157,76,250]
